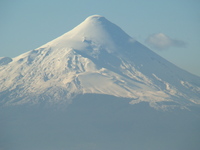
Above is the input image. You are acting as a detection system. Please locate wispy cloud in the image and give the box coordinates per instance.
[145,33,186,51]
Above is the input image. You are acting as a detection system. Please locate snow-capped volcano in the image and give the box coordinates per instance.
[0,15,200,108]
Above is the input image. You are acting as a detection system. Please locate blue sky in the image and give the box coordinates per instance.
[0,0,200,76]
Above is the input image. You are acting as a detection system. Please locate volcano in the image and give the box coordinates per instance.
[0,15,199,109]
[0,15,200,150]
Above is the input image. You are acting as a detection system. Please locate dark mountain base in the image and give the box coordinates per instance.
[1,94,200,150]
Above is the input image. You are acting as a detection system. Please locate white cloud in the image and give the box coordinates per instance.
[145,33,186,51]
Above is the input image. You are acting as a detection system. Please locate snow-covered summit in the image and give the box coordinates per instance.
[0,15,200,109]
[84,15,109,24]
[40,15,131,53]
[85,15,105,20]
